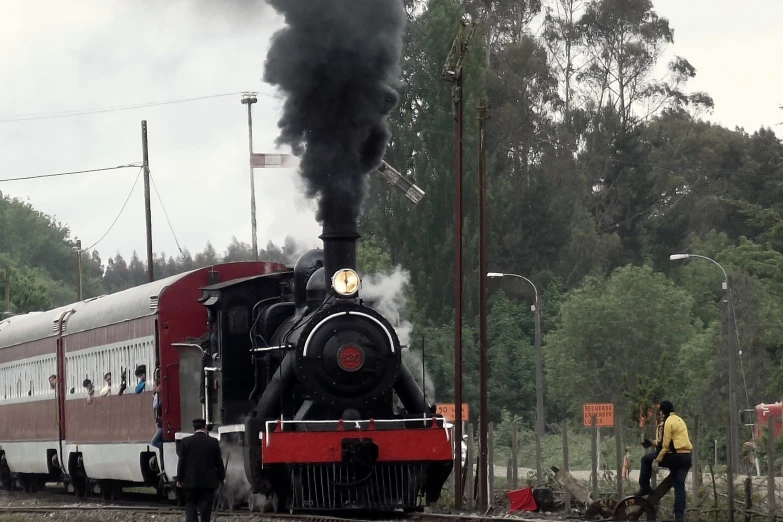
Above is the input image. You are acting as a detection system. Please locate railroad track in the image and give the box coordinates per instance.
[0,487,528,522]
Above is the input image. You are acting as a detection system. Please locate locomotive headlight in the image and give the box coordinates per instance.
[332,269,360,296]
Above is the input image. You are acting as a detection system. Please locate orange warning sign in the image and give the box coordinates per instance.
[436,403,470,422]
[583,403,614,427]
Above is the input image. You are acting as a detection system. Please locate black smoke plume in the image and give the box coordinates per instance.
[263,0,406,227]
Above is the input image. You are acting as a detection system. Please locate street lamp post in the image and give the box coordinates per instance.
[669,253,739,474]
[241,92,259,262]
[488,272,544,485]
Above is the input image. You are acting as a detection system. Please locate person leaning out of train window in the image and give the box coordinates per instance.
[48,375,57,391]
[99,372,112,397]
[118,368,127,396]
[83,378,95,405]
[135,365,147,394]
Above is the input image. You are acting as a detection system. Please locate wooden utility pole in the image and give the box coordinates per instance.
[477,97,490,510]
[441,19,476,511]
[141,120,154,283]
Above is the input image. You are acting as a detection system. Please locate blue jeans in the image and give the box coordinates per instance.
[151,427,163,450]
[638,451,657,493]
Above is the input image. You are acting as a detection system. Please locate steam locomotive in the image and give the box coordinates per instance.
[0,221,453,512]
[198,220,453,511]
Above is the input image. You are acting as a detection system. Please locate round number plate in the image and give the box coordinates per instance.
[337,345,364,372]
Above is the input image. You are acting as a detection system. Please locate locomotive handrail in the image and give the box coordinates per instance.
[251,345,288,353]
[171,342,204,355]
[203,366,221,426]
[263,416,450,446]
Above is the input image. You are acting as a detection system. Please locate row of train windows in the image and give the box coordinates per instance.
[0,339,156,402]
[65,340,155,396]
[0,357,57,400]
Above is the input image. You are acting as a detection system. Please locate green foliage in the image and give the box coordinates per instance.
[545,265,694,414]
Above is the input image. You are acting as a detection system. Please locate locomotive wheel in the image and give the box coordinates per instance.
[613,496,656,521]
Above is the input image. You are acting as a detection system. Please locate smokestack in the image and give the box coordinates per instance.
[319,215,359,284]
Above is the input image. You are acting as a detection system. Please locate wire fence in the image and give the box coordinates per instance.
[444,413,781,522]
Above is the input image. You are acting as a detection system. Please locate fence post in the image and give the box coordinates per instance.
[488,422,494,509]
[563,419,570,513]
[591,414,598,500]
[615,419,623,500]
[692,414,700,509]
[768,415,776,522]
[512,423,519,490]
[744,477,752,522]
[507,458,512,485]
[466,423,475,510]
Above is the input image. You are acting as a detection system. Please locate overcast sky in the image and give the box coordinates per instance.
[0,0,780,263]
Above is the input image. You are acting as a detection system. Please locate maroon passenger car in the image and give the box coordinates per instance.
[0,261,283,494]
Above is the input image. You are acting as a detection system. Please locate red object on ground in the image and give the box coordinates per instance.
[507,487,538,513]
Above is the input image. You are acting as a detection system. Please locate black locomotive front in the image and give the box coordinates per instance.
[197,218,452,512]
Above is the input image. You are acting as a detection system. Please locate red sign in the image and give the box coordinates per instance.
[583,403,614,427]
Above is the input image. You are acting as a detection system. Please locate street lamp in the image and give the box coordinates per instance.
[669,253,738,473]
[487,272,544,485]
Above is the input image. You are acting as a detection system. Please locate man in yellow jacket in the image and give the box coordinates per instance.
[637,400,693,522]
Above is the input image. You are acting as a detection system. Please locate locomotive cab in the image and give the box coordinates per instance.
[185,270,294,430]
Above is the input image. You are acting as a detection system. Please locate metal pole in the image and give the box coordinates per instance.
[3,269,10,312]
[726,281,740,472]
[75,239,82,301]
[453,69,464,511]
[141,121,154,283]
[534,294,544,484]
[241,94,259,262]
[442,22,476,509]
[728,418,735,522]
[477,98,489,510]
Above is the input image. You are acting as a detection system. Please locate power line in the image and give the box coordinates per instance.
[79,167,143,252]
[0,91,282,124]
[0,163,141,183]
[149,172,184,256]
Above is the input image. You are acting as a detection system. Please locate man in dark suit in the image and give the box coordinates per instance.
[177,419,225,522]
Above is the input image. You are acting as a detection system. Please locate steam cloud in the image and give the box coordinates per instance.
[360,266,435,401]
[218,441,267,511]
[263,0,406,227]
[361,266,412,346]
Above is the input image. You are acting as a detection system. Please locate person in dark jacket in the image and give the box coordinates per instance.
[176,419,225,522]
